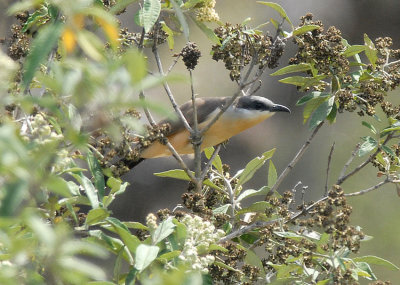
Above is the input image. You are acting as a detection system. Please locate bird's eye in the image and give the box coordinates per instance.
[254,102,265,110]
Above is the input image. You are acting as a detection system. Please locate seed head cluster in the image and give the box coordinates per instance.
[7,12,31,61]
[180,42,201,70]
[211,23,276,81]
[290,13,349,92]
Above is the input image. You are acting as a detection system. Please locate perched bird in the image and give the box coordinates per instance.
[140,95,290,159]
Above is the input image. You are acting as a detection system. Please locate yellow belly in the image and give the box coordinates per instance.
[140,113,273,158]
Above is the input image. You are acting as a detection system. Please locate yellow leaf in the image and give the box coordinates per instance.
[96,17,119,49]
[62,27,77,53]
[73,14,85,29]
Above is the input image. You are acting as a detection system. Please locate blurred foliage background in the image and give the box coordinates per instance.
[1,0,400,282]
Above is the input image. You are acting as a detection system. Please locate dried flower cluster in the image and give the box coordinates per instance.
[180,42,201,70]
[290,13,348,91]
[7,12,31,61]
[117,26,167,52]
[211,23,275,81]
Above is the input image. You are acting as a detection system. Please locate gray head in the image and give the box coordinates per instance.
[235,96,290,113]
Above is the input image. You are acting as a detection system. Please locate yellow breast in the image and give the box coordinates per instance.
[140,112,273,158]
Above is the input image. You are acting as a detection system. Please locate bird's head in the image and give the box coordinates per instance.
[234,96,290,118]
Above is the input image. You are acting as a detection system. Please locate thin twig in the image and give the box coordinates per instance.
[165,141,197,182]
[167,54,181,74]
[219,219,282,243]
[152,39,193,133]
[200,144,222,182]
[344,179,390,197]
[325,142,335,195]
[337,134,392,185]
[220,177,393,243]
[267,122,324,198]
[189,70,202,190]
[219,171,236,226]
[199,89,246,136]
[338,143,360,181]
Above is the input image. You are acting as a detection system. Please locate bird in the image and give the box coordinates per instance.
[140,95,290,159]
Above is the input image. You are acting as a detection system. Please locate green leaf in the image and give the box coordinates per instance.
[353,255,399,270]
[355,262,377,280]
[161,21,174,50]
[257,2,293,28]
[364,34,378,67]
[22,8,48,33]
[134,244,159,271]
[237,201,271,215]
[303,97,327,123]
[362,121,377,134]
[78,174,100,209]
[332,75,341,93]
[342,45,366,57]
[236,186,270,202]
[270,17,280,30]
[154,169,221,190]
[245,249,266,276]
[326,101,338,123]
[110,0,139,14]
[274,231,303,240]
[125,268,138,285]
[23,22,63,88]
[124,222,149,231]
[45,176,72,197]
[170,0,189,40]
[87,150,105,200]
[270,63,311,76]
[292,24,320,36]
[296,91,330,106]
[143,0,161,33]
[380,126,400,134]
[182,0,203,9]
[86,208,110,225]
[0,180,28,216]
[124,49,147,84]
[382,145,395,157]
[212,204,230,214]
[309,96,335,129]
[214,261,241,272]
[208,244,228,252]
[237,149,275,187]
[76,30,104,61]
[268,161,277,188]
[154,169,190,180]
[152,217,175,244]
[191,17,221,45]
[113,247,124,282]
[358,136,378,156]
[279,75,326,88]
[157,250,181,261]
[107,217,141,254]
[204,147,223,173]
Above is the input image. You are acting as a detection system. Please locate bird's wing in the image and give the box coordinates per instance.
[157,97,229,136]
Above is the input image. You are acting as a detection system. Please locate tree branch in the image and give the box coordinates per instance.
[267,122,324,198]
[344,179,391,197]
[337,134,392,185]
[152,41,193,133]
[200,144,221,182]
[325,142,335,195]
